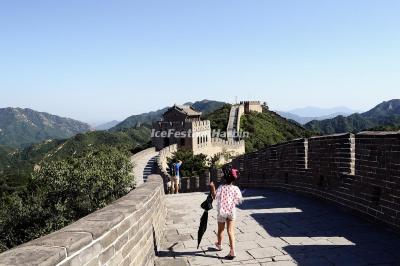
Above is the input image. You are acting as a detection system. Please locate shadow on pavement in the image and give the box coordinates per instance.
[239,189,400,265]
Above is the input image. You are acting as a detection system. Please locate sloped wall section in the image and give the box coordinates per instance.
[156,144,178,191]
[230,132,400,230]
[0,175,167,266]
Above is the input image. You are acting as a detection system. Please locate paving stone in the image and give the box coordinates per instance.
[159,241,184,251]
[178,228,198,235]
[272,255,293,262]
[183,239,212,249]
[225,250,254,261]
[155,257,189,266]
[234,240,260,250]
[236,232,264,242]
[294,256,333,266]
[187,254,223,265]
[280,237,313,245]
[166,233,193,242]
[260,261,297,266]
[326,237,355,245]
[155,189,400,266]
[247,247,284,259]
[256,238,288,248]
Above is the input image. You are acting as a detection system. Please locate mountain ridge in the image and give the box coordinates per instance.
[95,120,120,130]
[0,107,92,148]
[276,111,352,125]
[287,106,360,117]
[110,99,226,131]
[304,99,400,134]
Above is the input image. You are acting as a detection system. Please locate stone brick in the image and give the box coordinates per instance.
[247,247,284,259]
[26,231,92,256]
[231,133,400,231]
[0,245,66,266]
[98,245,114,264]
[105,251,123,266]
[85,257,100,266]
[115,232,129,251]
[121,238,137,258]
[99,228,118,249]
[0,169,166,266]
[74,242,101,265]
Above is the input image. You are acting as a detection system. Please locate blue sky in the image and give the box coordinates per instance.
[1,0,399,124]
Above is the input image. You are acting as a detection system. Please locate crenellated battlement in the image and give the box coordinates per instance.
[210,137,245,147]
[191,120,211,131]
[228,131,400,231]
[240,100,261,105]
[191,120,210,127]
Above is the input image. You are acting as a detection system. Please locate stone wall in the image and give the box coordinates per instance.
[240,101,263,113]
[130,147,157,186]
[194,138,245,163]
[230,132,400,230]
[0,175,167,266]
[156,144,178,190]
[152,121,193,151]
[236,104,245,132]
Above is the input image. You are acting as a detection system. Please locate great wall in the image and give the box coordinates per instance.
[1,104,400,265]
[230,132,400,231]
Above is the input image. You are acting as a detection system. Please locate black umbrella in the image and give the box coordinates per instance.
[197,194,213,249]
[197,211,209,249]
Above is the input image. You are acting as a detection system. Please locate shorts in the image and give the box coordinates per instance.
[171,175,180,186]
[217,214,234,223]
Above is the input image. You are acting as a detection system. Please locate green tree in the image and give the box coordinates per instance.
[167,150,208,177]
[241,111,311,152]
[0,146,133,251]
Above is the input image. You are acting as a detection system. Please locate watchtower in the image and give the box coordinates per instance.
[152,105,211,152]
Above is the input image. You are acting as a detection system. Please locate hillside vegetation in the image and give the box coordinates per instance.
[241,111,312,152]
[305,99,400,134]
[0,146,133,252]
[203,104,232,131]
[0,108,91,148]
[0,146,13,171]
[190,100,226,115]
[0,126,151,251]
[0,126,151,198]
[205,105,312,153]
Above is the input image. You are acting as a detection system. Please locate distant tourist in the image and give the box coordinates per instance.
[171,160,183,194]
[210,167,243,260]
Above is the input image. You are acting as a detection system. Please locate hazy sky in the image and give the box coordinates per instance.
[1,1,399,124]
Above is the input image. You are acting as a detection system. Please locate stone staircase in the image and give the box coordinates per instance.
[143,155,158,182]
[131,147,159,186]
[226,105,239,140]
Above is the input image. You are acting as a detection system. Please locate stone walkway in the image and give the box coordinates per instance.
[156,189,400,266]
[131,148,159,186]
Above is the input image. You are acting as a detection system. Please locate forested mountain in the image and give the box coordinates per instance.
[305,99,400,134]
[205,105,312,152]
[111,99,226,131]
[0,108,91,148]
[95,120,120,130]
